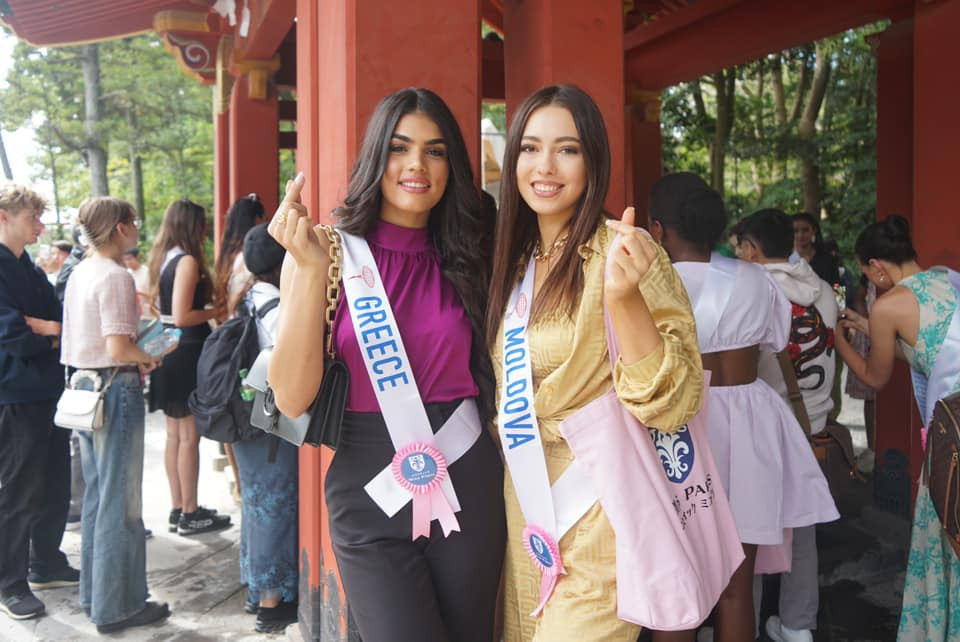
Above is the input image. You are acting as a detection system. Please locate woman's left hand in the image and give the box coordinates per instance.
[604,207,658,303]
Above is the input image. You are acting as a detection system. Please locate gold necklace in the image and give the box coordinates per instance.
[534,232,569,262]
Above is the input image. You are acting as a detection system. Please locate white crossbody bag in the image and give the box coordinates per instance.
[55,368,120,432]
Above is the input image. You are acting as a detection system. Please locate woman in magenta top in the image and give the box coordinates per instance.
[267,88,504,642]
[332,218,479,411]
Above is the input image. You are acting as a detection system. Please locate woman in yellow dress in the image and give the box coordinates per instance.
[485,84,704,641]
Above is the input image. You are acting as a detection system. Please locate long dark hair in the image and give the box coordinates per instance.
[335,88,495,421]
[855,215,918,265]
[148,199,212,305]
[485,84,611,348]
[214,194,265,314]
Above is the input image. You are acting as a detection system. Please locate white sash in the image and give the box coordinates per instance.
[691,253,739,353]
[909,267,960,425]
[338,232,479,535]
[498,254,597,614]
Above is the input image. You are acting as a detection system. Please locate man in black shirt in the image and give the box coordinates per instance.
[0,184,75,621]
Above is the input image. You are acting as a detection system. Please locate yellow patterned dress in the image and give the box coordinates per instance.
[492,220,704,641]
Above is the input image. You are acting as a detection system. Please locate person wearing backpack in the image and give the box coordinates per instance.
[230,224,297,633]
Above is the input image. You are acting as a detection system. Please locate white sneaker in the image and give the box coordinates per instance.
[695,626,714,642]
[765,616,813,642]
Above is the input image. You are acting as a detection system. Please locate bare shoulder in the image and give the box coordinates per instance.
[174,254,200,277]
[872,285,918,329]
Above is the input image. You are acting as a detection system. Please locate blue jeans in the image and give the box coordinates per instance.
[77,371,148,626]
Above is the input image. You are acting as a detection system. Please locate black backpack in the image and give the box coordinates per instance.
[188,297,279,443]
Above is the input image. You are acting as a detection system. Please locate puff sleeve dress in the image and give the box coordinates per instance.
[674,256,838,547]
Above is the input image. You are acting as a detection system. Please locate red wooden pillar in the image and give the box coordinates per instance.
[229,74,280,218]
[503,0,627,215]
[295,0,482,639]
[627,89,662,223]
[213,109,231,255]
[873,18,922,516]
[913,0,960,268]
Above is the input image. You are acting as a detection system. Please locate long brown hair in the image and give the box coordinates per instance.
[148,199,213,304]
[336,88,497,422]
[485,85,611,348]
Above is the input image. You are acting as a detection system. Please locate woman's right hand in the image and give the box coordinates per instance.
[138,355,162,375]
[839,308,870,336]
[268,172,331,272]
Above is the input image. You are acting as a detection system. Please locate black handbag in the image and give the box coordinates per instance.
[246,225,349,449]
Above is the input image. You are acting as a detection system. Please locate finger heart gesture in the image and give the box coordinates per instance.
[268,172,330,271]
[604,206,657,302]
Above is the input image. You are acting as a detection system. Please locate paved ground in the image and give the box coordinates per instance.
[0,409,282,642]
[1,372,911,641]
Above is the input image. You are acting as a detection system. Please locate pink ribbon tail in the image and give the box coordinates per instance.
[431,487,461,537]
[530,568,562,617]
[921,425,929,452]
[410,488,461,540]
[411,493,431,540]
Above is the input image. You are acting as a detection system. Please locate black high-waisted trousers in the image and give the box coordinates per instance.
[325,400,506,642]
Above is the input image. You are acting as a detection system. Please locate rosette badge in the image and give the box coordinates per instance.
[391,442,460,540]
[522,525,566,617]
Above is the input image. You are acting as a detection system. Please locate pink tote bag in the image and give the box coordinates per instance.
[558,307,744,631]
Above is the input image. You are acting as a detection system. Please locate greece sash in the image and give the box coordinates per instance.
[909,267,960,426]
[339,231,480,540]
[691,253,739,352]
[499,254,597,617]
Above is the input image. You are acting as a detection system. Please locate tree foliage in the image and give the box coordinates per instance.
[661,25,883,260]
[0,30,214,243]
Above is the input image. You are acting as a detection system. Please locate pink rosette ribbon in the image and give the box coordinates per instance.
[391,442,460,540]
[522,525,566,617]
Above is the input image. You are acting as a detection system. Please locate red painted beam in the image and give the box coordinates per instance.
[482,0,504,34]
[626,0,913,89]
[623,0,744,52]
[873,19,922,513]
[482,36,505,101]
[3,0,206,47]
[913,0,960,269]
[237,0,296,60]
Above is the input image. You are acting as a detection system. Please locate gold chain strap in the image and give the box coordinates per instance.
[319,225,342,359]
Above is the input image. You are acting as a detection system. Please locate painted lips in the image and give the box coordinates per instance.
[531,182,562,197]
[399,179,430,193]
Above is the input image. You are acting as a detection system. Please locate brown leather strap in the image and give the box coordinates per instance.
[776,350,812,436]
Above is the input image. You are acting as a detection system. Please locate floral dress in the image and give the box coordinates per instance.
[896,270,960,642]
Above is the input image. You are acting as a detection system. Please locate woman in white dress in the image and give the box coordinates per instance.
[647,173,837,642]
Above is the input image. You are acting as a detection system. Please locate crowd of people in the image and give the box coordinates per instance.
[0,82,956,642]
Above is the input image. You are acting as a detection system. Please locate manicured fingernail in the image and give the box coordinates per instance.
[294,172,305,185]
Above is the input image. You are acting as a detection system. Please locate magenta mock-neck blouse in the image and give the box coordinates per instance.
[331,219,479,412]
